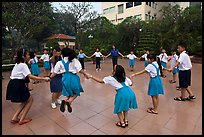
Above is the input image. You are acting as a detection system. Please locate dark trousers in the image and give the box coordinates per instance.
[96,57,101,69]
[79,58,85,69]
[112,56,118,69]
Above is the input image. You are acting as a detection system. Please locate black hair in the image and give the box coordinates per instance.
[15,49,28,64]
[177,43,187,49]
[43,48,48,52]
[29,51,35,59]
[54,46,61,52]
[67,49,76,62]
[113,65,126,83]
[147,54,164,77]
[61,47,70,58]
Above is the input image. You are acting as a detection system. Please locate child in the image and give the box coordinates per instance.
[168,49,179,83]
[49,47,62,109]
[6,49,49,125]
[78,49,88,71]
[158,49,168,78]
[40,49,50,77]
[124,51,138,71]
[29,51,41,84]
[168,44,196,101]
[88,65,137,128]
[131,54,167,114]
[139,50,149,67]
[89,48,104,71]
[50,48,89,113]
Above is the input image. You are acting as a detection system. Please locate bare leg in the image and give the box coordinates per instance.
[180,88,186,98]
[67,95,77,104]
[123,111,128,121]
[117,112,124,122]
[186,87,194,96]
[151,96,159,113]
[11,102,27,121]
[19,96,33,122]
[173,73,177,82]
[52,93,58,103]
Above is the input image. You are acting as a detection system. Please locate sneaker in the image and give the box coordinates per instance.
[56,99,62,105]
[51,102,57,109]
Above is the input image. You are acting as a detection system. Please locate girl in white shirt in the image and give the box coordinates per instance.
[131,54,168,114]
[88,48,104,71]
[139,50,149,67]
[6,49,49,125]
[50,48,89,113]
[87,65,137,128]
[158,49,168,78]
[40,49,50,77]
[124,51,139,71]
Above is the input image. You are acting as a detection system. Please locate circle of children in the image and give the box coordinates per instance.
[6,43,195,128]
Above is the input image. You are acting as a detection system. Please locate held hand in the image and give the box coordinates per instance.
[44,77,50,82]
[83,73,90,79]
[168,68,173,72]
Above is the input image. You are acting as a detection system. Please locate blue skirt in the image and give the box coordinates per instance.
[129,59,134,66]
[31,63,40,75]
[144,60,148,67]
[114,86,138,114]
[62,73,84,97]
[50,74,62,93]
[148,76,164,96]
[44,61,50,69]
[161,61,167,68]
[172,68,179,74]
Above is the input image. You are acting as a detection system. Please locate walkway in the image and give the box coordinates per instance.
[2,58,202,135]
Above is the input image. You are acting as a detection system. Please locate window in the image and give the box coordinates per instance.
[118,4,123,14]
[103,8,109,14]
[126,2,133,9]
[134,2,141,6]
[146,2,148,5]
[149,2,151,7]
[135,14,142,19]
[103,6,115,14]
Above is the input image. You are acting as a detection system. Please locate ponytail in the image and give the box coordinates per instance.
[156,56,164,77]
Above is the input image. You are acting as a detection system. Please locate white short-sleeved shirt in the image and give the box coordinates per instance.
[54,57,82,74]
[141,53,148,61]
[158,53,168,63]
[94,52,102,57]
[127,54,137,60]
[171,54,178,67]
[145,61,162,77]
[178,51,192,70]
[103,76,132,90]
[30,56,38,64]
[10,63,31,79]
[40,54,50,62]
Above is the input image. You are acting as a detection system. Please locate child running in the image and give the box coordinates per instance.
[29,51,41,84]
[131,54,167,114]
[40,49,50,77]
[168,44,196,101]
[87,65,137,128]
[50,48,89,113]
[6,49,49,125]
[49,47,62,109]
[168,49,179,83]
[124,51,139,71]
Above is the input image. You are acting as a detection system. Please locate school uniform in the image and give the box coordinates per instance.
[54,57,83,96]
[110,49,119,68]
[103,76,138,114]
[127,54,137,66]
[50,56,62,93]
[141,53,148,67]
[40,54,50,69]
[30,56,40,75]
[158,53,168,67]
[145,62,164,96]
[177,51,192,88]
[171,54,179,74]
[78,53,86,69]
[93,52,102,69]
[6,63,31,102]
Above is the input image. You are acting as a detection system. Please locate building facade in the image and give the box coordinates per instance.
[101,2,202,24]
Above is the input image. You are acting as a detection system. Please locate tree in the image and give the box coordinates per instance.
[2,2,54,60]
[56,2,99,49]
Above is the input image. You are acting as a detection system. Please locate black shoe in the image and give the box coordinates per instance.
[186,95,196,100]
[60,100,65,112]
[66,102,72,113]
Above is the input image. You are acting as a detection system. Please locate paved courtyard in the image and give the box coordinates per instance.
[2,58,202,135]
